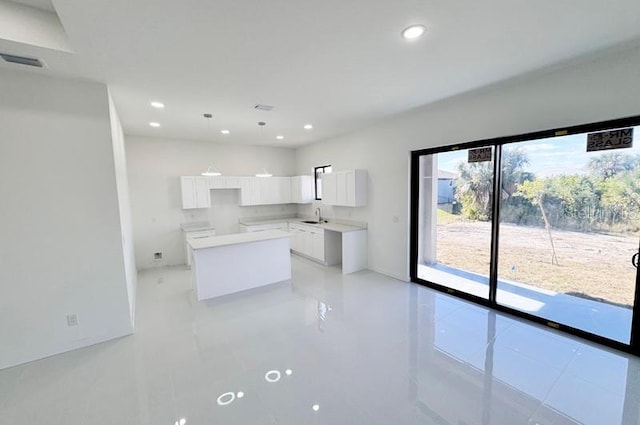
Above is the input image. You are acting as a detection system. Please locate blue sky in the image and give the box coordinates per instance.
[437,125,640,178]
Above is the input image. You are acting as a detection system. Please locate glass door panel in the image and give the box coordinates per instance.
[416,147,495,299]
[496,126,640,344]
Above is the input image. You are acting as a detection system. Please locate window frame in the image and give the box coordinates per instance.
[314,165,332,200]
[410,114,640,356]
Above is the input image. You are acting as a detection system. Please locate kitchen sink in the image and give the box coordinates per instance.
[301,220,320,224]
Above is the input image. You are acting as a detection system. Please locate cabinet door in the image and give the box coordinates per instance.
[279,177,292,203]
[352,170,367,207]
[300,176,313,203]
[258,178,277,205]
[290,176,313,204]
[208,176,225,189]
[302,231,313,257]
[322,173,338,205]
[181,176,197,209]
[225,176,241,188]
[336,172,347,206]
[195,176,210,208]
[291,177,301,203]
[240,177,261,205]
[311,231,325,261]
[346,171,356,206]
[292,228,304,252]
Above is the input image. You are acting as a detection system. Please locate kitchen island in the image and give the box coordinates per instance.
[188,230,291,301]
[240,217,367,274]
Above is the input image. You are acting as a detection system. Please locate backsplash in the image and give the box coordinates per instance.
[181,189,297,235]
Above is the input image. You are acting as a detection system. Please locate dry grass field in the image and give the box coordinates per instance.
[435,215,638,308]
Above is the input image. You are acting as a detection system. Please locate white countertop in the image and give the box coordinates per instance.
[181,222,215,232]
[239,217,297,226]
[309,221,366,233]
[238,217,367,233]
[188,230,291,250]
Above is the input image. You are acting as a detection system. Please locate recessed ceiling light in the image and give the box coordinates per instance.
[276,135,284,140]
[401,24,426,40]
[221,129,230,134]
[150,101,164,109]
[304,124,313,130]
[149,122,160,128]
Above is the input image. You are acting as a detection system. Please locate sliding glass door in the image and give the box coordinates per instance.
[496,129,640,344]
[416,147,494,300]
[411,117,640,352]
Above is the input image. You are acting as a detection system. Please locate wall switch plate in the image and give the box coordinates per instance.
[66,314,79,327]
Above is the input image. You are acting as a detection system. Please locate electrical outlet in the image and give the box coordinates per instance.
[66,314,79,327]
[153,252,163,261]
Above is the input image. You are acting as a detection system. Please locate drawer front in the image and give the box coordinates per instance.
[289,223,304,232]
[290,223,323,235]
[246,222,287,232]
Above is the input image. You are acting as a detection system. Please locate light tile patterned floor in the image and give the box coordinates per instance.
[2,255,640,424]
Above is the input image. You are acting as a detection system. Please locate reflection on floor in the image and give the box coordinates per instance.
[2,256,640,424]
[419,263,632,344]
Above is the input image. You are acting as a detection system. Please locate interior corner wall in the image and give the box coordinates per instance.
[125,136,296,270]
[108,92,137,324]
[0,69,134,370]
[295,45,640,282]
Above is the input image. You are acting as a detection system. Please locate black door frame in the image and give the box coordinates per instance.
[410,114,640,355]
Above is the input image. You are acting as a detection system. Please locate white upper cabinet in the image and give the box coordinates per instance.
[208,176,225,189]
[322,172,338,205]
[321,170,367,207]
[182,175,300,207]
[277,177,291,204]
[239,177,261,205]
[238,176,292,206]
[208,176,241,189]
[181,176,210,209]
[291,175,314,204]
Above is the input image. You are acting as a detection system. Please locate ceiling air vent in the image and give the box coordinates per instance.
[254,104,274,111]
[0,53,43,68]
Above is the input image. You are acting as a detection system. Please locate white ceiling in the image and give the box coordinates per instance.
[2,0,640,147]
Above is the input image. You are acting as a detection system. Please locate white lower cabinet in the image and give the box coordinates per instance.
[289,223,325,262]
[311,231,325,262]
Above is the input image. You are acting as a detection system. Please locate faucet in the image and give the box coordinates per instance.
[314,207,322,222]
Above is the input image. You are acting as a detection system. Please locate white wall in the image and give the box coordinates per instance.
[108,92,137,324]
[296,44,640,281]
[126,136,297,270]
[0,70,134,370]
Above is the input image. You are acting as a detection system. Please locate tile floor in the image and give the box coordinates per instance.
[2,256,640,424]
